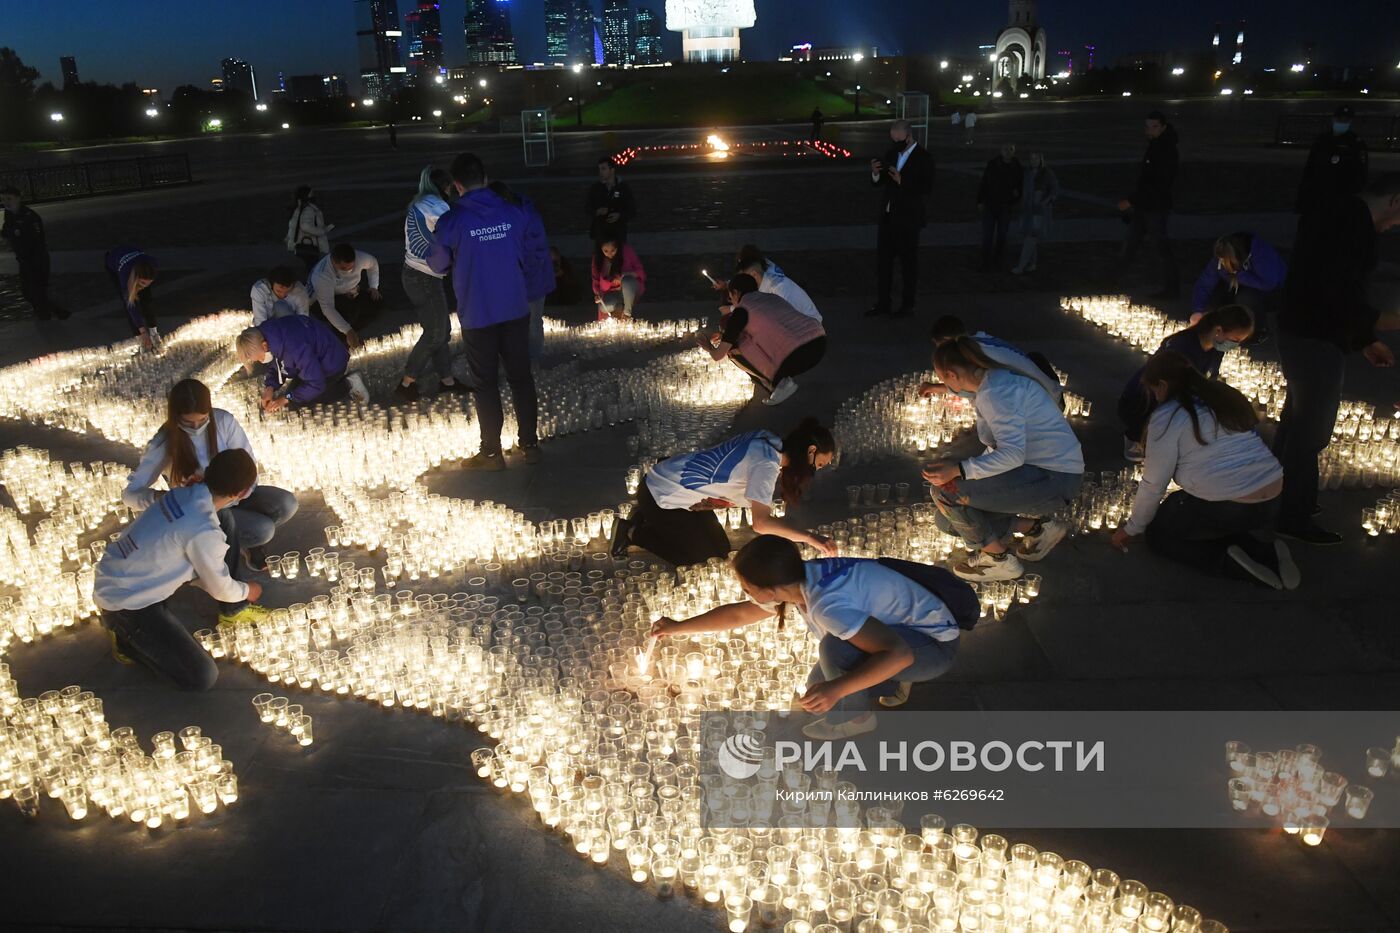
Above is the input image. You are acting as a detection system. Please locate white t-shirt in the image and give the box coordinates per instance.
[645,430,782,511]
[800,558,959,643]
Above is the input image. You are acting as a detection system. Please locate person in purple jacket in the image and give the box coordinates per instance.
[104,245,159,349]
[234,316,352,411]
[428,153,541,471]
[1191,231,1287,319]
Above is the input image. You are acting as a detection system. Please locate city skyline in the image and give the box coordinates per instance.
[0,0,1390,95]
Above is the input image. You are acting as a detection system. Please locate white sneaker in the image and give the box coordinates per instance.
[1016,520,1068,563]
[953,550,1023,581]
[1274,539,1301,591]
[346,371,369,403]
[763,377,799,406]
[803,714,878,740]
[1124,438,1145,462]
[879,682,912,708]
[1226,545,1283,590]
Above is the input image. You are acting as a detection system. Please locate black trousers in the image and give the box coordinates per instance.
[773,336,827,385]
[1121,208,1178,294]
[463,314,538,455]
[1274,331,1346,525]
[980,206,1013,267]
[875,216,921,312]
[629,483,731,567]
[1144,491,1278,575]
[17,254,64,319]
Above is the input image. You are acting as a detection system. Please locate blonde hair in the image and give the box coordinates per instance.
[235,327,266,362]
[127,259,156,307]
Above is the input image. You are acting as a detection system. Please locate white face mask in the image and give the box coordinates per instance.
[260,350,273,364]
[747,592,783,613]
[180,420,210,438]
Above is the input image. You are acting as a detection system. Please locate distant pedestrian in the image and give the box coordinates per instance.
[1274,172,1400,545]
[428,152,541,471]
[951,109,963,130]
[977,144,1023,271]
[1296,104,1368,215]
[104,245,158,350]
[962,110,977,145]
[388,122,398,150]
[1012,152,1058,275]
[810,107,825,142]
[309,243,381,349]
[285,185,334,274]
[591,230,645,320]
[585,156,636,241]
[1117,110,1180,299]
[250,265,311,325]
[868,119,934,317]
[0,186,68,320]
[397,166,469,402]
[491,180,554,360]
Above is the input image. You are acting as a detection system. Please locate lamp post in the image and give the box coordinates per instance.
[854,84,862,117]
[572,63,583,127]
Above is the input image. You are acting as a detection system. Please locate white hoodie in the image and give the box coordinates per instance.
[95,484,249,611]
[250,279,311,326]
[123,409,257,511]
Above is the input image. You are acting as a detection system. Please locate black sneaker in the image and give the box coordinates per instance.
[245,546,269,572]
[610,516,634,558]
[520,445,542,465]
[1276,521,1343,546]
[393,381,421,403]
[438,380,473,396]
[462,451,505,472]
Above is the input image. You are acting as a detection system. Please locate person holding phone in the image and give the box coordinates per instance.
[868,120,934,318]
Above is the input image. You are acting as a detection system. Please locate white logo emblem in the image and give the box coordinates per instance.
[717,732,765,779]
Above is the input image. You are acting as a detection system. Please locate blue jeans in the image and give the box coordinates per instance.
[402,265,454,381]
[598,274,641,316]
[225,485,299,549]
[809,629,959,723]
[931,465,1082,549]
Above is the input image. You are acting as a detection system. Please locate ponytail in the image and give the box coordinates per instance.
[777,417,835,506]
[931,335,1000,377]
[163,379,218,488]
[1141,350,1258,446]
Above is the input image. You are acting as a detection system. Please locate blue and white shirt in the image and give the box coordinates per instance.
[404,194,452,277]
[801,558,959,642]
[645,430,782,510]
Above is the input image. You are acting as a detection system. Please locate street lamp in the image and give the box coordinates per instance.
[1171,66,1185,76]
[852,52,864,62]
[479,78,487,88]
[854,84,862,116]
[255,102,268,112]
[49,112,64,122]
[145,108,158,118]
[939,60,949,70]
[362,98,375,107]
[571,63,584,126]
[434,75,444,85]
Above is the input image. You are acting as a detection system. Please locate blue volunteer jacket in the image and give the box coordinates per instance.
[260,315,349,403]
[516,193,555,302]
[105,245,158,332]
[427,188,529,330]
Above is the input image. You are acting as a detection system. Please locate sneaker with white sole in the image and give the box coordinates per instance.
[803,714,878,740]
[1225,545,1283,590]
[763,377,799,406]
[878,682,912,708]
[953,549,1023,581]
[346,371,370,403]
[1273,539,1301,591]
[1016,520,1068,562]
[1124,438,1145,462]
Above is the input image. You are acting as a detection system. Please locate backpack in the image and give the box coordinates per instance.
[875,557,980,631]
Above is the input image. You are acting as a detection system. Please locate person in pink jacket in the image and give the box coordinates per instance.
[591,230,646,320]
[700,273,827,406]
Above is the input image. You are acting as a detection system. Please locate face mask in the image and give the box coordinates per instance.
[260,351,273,364]
[180,420,210,438]
[954,389,977,400]
[747,593,783,613]
[1214,339,1240,352]
[1333,122,1350,135]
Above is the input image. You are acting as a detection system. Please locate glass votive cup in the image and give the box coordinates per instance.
[178,726,203,750]
[1344,785,1374,820]
[58,784,88,820]
[1227,777,1251,811]
[724,893,753,932]
[1364,747,1390,778]
[268,697,289,728]
[295,715,314,746]
[217,773,239,805]
[252,693,275,722]
[1300,814,1329,846]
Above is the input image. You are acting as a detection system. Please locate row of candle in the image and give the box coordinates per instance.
[1062,296,1400,488]
[1360,490,1400,537]
[250,694,314,746]
[1224,741,1380,846]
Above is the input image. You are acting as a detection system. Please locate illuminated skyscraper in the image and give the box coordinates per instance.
[633,7,663,64]
[404,2,445,84]
[356,0,404,99]
[603,0,632,65]
[545,0,593,65]
[221,58,259,100]
[465,0,518,64]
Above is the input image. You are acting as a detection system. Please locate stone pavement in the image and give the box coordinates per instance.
[2,101,1400,931]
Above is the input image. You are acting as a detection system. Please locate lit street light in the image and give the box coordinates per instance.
[145,108,159,117]
[432,109,443,117]
[434,75,444,85]
[49,112,63,122]
[1289,63,1305,73]
[852,52,865,62]
[255,102,268,112]
[362,98,375,107]
[854,84,862,116]
[281,122,290,129]
[939,60,949,69]
[572,64,584,126]
[479,78,487,88]
[1171,66,1185,76]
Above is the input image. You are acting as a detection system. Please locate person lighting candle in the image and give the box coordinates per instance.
[920,337,1084,582]
[95,449,272,689]
[104,244,158,349]
[611,418,838,567]
[234,316,363,410]
[650,535,970,739]
[700,273,826,407]
[123,379,298,570]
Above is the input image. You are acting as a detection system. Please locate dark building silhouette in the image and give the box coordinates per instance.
[465,0,518,64]
[221,58,258,99]
[60,56,79,88]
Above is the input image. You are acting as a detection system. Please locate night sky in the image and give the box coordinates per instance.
[0,0,1389,94]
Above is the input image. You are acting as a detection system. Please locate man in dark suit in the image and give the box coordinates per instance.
[868,120,934,317]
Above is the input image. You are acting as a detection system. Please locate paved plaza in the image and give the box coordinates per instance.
[2,99,1400,932]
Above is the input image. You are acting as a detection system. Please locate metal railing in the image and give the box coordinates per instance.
[1275,113,1397,149]
[0,154,193,203]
